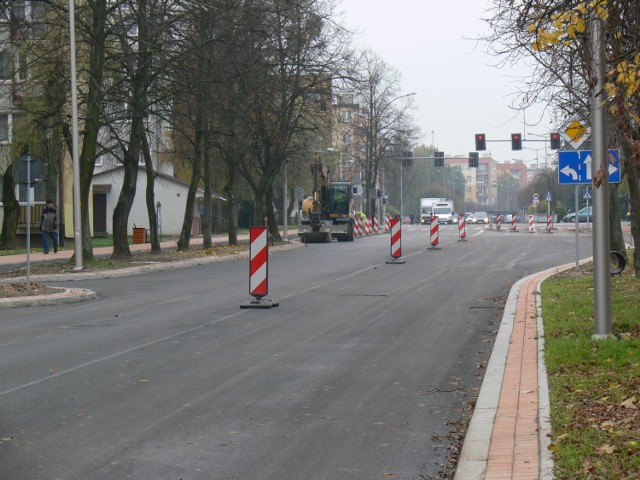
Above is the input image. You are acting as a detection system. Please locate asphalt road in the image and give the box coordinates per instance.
[0,225,593,480]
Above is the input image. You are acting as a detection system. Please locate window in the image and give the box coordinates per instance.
[466,187,471,193]
[0,115,9,142]
[0,51,11,80]
[478,163,487,171]
[15,51,28,82]
[16,181,45,203]
[341,111,351,123]
[12,2,26,20]
[511,169,520,176]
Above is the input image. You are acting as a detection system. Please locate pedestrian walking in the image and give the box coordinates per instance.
[40,199,59,254]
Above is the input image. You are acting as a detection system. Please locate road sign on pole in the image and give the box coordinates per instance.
[558,149,620,184]
[560,115,590,149]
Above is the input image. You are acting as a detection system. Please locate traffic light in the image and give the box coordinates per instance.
[550,132,561,150]
[475,133,486,151]
[434,150,444,167]
[511,133,522,150]
[402,150,413,167]
[469,152,479,168]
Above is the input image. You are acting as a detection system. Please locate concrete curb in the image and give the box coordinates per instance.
[536,282,555,480]
[453,275,524,479]
[0,287,96,309]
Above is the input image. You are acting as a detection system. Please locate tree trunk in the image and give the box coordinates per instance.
[265,187,280,241]
[202,135,213,249]
[75,0,109,263]
[142,133,161,254]
[226,189,239,245]
[0,169,19,250]
[624,150,640,276]
[609,183,626,257]
[112,119,143,259]
[177,106,205,251]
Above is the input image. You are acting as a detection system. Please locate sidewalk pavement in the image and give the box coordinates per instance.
[3,233,572,478]
[455,263,584,479]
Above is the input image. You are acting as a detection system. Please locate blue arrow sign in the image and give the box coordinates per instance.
[558,149,620,184]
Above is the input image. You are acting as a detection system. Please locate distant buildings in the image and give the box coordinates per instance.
[445,155,528,210]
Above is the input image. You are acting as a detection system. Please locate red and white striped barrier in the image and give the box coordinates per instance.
[546,214,553,233]
[373,216,379,234]
[364,217,370,235]
[458,214,467,241]
[384,214,391,232]
[354,217,361,238]
[511,213,518,231]
[528,214,536,232]
[241,227,278,308]
[429,216,440,248]
[496,213,502,230]
[385,218,406,264]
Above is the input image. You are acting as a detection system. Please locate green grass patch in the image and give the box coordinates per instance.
[541,260,640,479]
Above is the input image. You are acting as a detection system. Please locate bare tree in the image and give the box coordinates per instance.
[349,50,419,217]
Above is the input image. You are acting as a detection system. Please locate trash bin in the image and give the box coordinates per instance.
[133,225,146,244]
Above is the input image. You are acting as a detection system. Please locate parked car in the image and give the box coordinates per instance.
[470,211,490,224]
[563,206,592,223]
[402,216,412,224]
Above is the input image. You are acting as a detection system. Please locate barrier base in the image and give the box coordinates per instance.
[428,245,441,250]
[457,238,467,242]
[385,257,406,264]
[240,297,280,309]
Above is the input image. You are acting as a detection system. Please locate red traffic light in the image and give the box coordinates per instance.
[511,133,522,150]
[475,133,486,151]
[550,132,561,150]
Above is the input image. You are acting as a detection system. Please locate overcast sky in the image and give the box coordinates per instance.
[339,0,555,168]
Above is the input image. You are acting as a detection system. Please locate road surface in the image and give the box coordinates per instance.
[0,225,592,479]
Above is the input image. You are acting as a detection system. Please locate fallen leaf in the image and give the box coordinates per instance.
[620,396,637,409]
[597,444,615,455]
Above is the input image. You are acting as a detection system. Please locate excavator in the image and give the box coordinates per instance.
[298,155,355,243]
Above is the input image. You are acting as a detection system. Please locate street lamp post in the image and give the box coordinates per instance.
[69,0,82,271]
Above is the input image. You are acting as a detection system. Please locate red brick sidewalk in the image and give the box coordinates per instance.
[484,272,547,479]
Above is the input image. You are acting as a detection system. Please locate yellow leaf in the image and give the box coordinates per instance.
[620,396,637,409]
[597,444,615,455]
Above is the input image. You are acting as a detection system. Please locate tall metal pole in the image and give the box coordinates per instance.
[283,160,288,241]
[69,0,83,270]
[400,162,403,220]
[26,157,31,290]
[590,14,612,339]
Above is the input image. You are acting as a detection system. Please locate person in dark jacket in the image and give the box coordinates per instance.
[40,199,59,254]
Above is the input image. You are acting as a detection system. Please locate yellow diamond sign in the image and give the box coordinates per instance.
[560,117,590,148]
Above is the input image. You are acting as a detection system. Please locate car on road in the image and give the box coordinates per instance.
[402,216,412,224]
[563,206,592,223]
[469,211,490,224]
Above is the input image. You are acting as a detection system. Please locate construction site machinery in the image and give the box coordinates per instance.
[299,156,355,243]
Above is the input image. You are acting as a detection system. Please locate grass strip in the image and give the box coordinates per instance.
[541,261,640,479]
